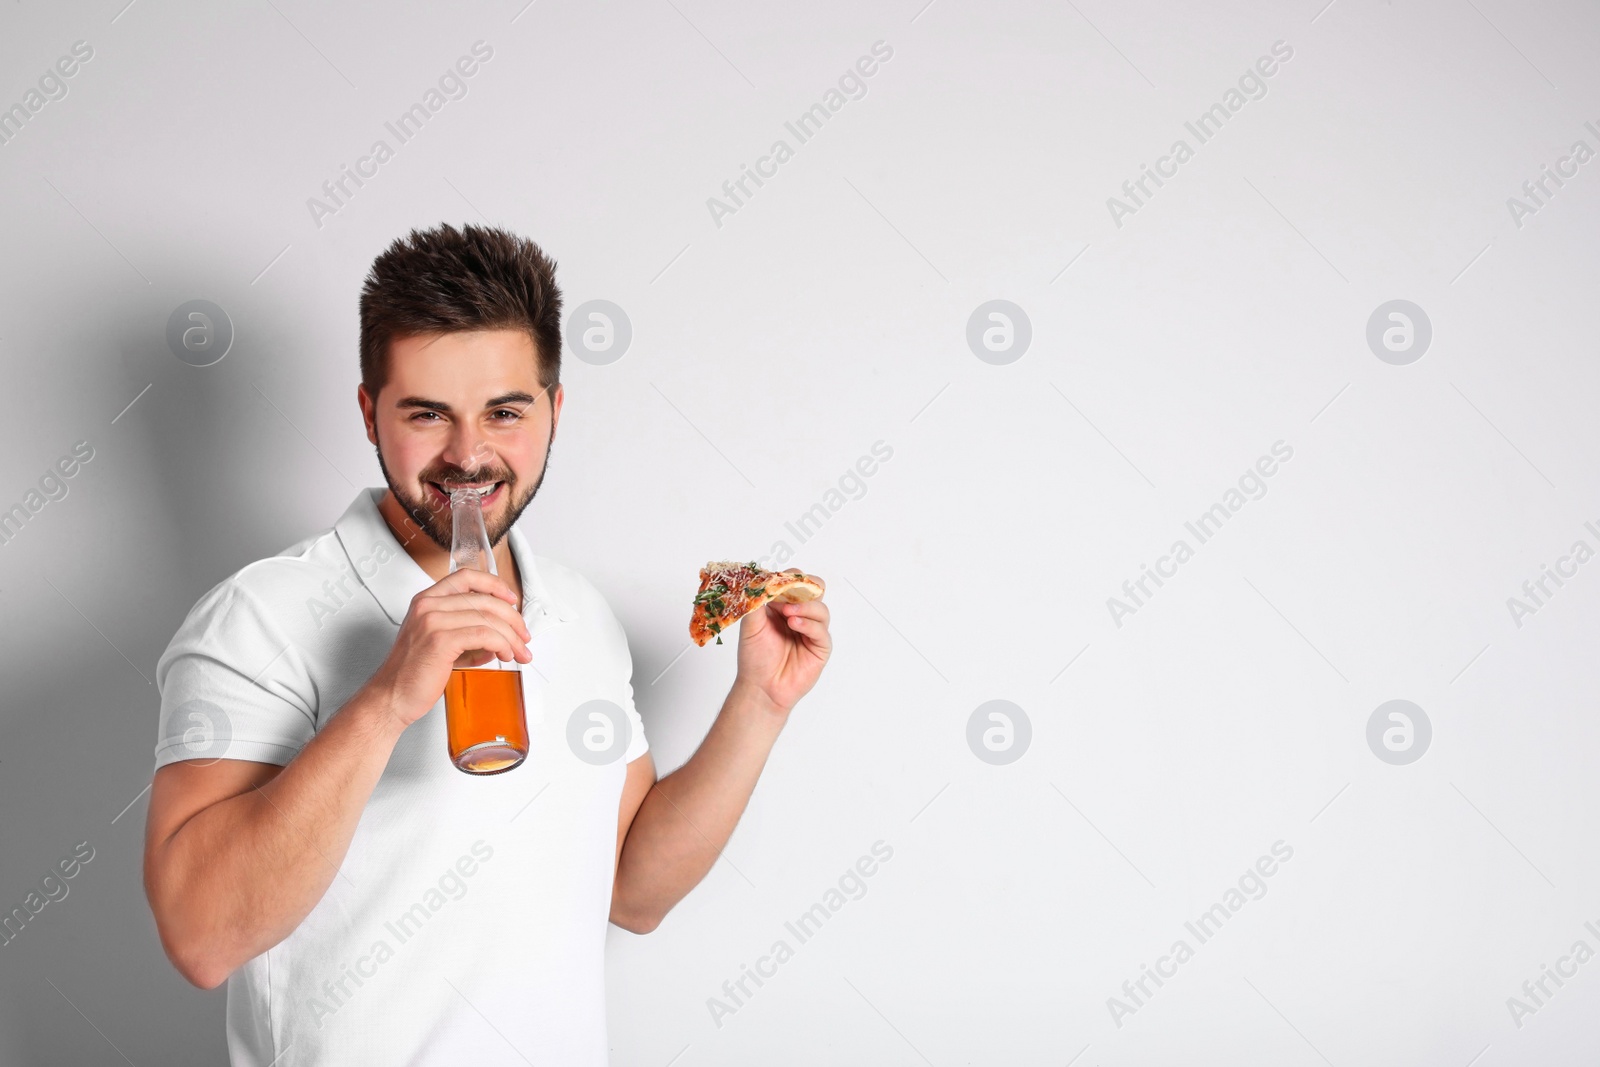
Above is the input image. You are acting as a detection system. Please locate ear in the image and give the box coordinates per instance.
[358,383,378,446]
[549,383,565,438]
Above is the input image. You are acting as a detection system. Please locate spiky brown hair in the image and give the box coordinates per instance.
[359,222,562,396]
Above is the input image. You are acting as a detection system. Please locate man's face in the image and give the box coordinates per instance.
[359,328,563,552]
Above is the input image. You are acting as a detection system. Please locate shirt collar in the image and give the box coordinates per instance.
[333,487,577,634]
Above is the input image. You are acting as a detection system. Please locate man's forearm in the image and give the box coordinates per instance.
[146,685,407,987]
[612,681,789,931]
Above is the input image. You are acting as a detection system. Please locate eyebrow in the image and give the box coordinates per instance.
[394,390,542,414]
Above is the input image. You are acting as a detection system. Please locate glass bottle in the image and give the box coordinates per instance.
[442,487,529,775]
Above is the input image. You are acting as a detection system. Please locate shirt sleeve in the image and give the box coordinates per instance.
[620,669,649,764]
[154,578,318,771]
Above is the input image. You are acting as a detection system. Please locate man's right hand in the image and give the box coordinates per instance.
[367,569,532,727]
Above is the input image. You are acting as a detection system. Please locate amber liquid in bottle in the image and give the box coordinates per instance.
[443,486,529,775]
[445,666,527,774]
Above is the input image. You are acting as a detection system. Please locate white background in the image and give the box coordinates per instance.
[1,0,1597,1064]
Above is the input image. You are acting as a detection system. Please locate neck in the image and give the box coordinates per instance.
[376,488,520,597]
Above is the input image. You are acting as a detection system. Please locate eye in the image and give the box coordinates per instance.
[491,408,525,422]
[410,411,442,423]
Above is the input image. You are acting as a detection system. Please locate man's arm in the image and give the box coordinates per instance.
[612,753,655,886]
[610,581,830,933]
[144,568,531,988]
[609,683,785,933]
[143,693,407,988]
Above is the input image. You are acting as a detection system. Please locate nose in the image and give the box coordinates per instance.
[440,424,496,479]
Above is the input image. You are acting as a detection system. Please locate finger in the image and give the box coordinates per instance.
[779,598,829,624]
[783,613,832,651]
[428,566,515,601]
[424,568,520,606]
[444,624,521,663]
[429,611,531,662]
[740,600,773,637]
[439,592,531,640]
[455,648,498,668]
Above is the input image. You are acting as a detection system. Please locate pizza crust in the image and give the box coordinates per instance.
[763,571,825,603]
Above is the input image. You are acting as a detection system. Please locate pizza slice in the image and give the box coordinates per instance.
[690,560,824,646]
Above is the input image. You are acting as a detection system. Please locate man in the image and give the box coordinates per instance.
[142,222,832,1065]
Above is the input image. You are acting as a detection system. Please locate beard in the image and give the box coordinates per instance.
[373,421,556,553]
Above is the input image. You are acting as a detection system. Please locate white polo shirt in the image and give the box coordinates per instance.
[154,487,648,1067]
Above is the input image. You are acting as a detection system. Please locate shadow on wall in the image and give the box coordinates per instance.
[0,276,364,1065]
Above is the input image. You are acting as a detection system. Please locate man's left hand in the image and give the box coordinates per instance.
[734,570,831,715]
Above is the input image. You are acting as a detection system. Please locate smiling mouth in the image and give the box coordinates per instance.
[429,481,503,506]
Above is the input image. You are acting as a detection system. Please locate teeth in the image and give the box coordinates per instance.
[442,483,497,496]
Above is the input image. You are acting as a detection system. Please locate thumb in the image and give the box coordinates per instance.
[739,599,775,642]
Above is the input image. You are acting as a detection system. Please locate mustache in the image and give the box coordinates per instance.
[417,472,513,511]
[424,470,512,487]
